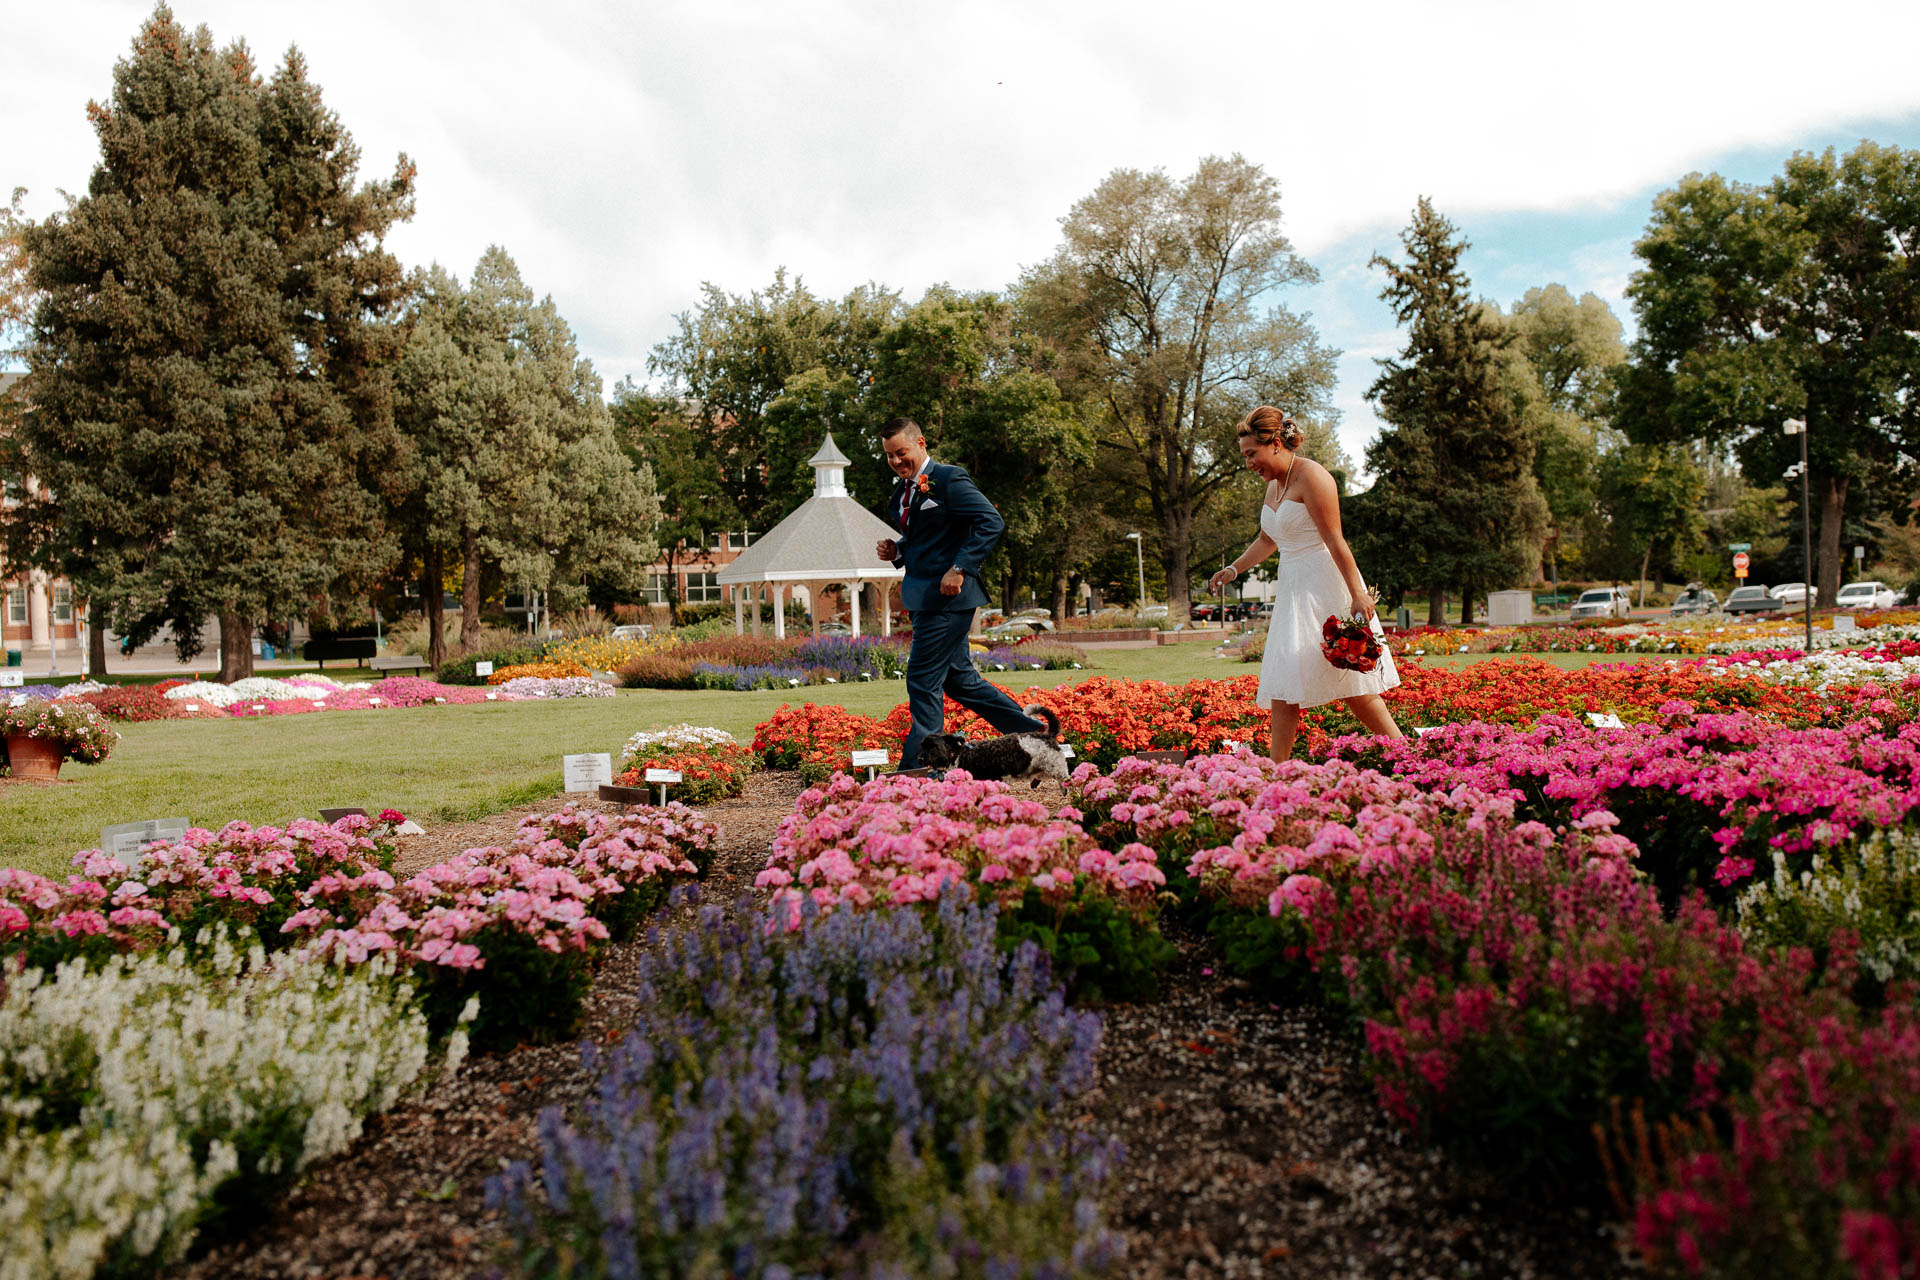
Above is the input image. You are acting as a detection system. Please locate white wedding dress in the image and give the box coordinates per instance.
[1255,498,1400,709]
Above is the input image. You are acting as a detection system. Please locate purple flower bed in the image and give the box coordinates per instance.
[487,887,1124,1276]
[690,661,821,691]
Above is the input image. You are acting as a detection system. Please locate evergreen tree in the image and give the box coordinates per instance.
[392,248,659,665]
[1357,199,1547,624]
[14,8,412,680]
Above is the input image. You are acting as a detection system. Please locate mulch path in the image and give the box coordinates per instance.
[169,771,1633,1280]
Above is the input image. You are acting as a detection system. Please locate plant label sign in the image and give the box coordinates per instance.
[101,817,191,869]
[319,807,367,823]
[1586,712,1626,729]
[474,661,494,676]
[1833,615,1856,633]
[850,748,890,780]
[1060,744,1075,759]
[563,753,613,793]
[0,670,22,688]
[642,766,682,805]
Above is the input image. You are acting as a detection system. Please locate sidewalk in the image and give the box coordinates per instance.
[14,651,375,680]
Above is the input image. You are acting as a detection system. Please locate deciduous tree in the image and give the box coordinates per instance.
[1023,154,1338,622]
[1618,141,1920,605]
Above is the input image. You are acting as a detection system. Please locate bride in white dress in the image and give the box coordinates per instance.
[1207,407,1404,761]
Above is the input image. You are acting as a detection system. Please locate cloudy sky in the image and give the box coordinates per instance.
[13,1,1920,475]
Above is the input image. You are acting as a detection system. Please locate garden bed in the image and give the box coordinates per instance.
[152,771,1629,1280]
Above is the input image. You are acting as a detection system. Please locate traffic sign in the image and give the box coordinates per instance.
[1733,552,1750,571]
[1728,542,1751,552]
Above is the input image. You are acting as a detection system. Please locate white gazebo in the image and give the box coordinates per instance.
[716,435,906,638]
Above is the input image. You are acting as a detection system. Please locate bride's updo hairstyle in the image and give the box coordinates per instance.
[1236,405,1305,451]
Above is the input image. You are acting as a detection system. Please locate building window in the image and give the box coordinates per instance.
[2,473,24,504]
[710,531,729,553]
[52,584,72,624]
[643,572,672,605]
[683,572,722,603]
[7,588,25,626]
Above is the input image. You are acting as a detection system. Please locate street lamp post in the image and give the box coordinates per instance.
[1784,418,1812,652]
[1125,532,1146,612]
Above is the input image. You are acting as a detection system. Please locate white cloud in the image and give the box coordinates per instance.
[11,0,1920,423]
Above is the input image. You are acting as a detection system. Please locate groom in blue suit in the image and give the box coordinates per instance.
[873,417,1045,768]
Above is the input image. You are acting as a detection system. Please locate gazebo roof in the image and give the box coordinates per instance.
[717,434,903,585]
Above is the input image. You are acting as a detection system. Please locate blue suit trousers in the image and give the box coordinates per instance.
[899,608,1044,768]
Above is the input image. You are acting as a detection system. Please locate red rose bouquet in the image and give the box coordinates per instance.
[1321,612,1382,673]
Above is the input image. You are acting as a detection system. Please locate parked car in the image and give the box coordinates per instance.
[983,617,1054,641]
[1569,587,1632,621]
[1769,582,1812,606]
[1724,585,1785,615]
[1668,586,1720,617]
[1836,580,1896,611]
[1192,601,1259,623]
[816,621,854,636]
[611,623,653,640]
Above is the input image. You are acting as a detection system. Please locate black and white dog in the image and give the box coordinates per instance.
[916,705,1071,787]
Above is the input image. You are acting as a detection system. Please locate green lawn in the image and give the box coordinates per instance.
[1,642,1244,877]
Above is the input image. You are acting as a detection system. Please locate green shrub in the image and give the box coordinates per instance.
[436,646,544,686]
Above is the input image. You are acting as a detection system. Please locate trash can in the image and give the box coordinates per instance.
[261,643,276,660]
[4,650,18,667]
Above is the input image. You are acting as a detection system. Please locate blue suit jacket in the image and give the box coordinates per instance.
[881,461,999,613]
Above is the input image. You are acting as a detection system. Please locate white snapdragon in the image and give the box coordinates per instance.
[1737,831,1920,984]
[0,933,435,1278]
[619,723,737,769]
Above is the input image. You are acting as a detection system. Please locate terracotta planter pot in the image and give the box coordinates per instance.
[6,733,64,781]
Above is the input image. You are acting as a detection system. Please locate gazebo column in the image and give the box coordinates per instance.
[810,583,821,637]
[750,584,763,637]
[849,580,861,637]
[880,583,892,636]
[773,583,786,639]
[733,589,745,636]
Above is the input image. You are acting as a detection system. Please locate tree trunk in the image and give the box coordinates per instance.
[87,608,108,674]
[1460,584,1476,626]
[1051,571,1070,627]
[1164,514,1192,624]
[1817,474,1848,607]
[1638,544,1652,608]
[423,545,447,670]
[459,526,482,654]
[1427,586,1446,627]
[217,611,253,683]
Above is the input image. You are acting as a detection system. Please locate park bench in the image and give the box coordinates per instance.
[301,637,376,668]
[370,654,429,672]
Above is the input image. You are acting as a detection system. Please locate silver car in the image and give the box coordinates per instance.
[1570,587,1631,621]
[1668,587,1720,617]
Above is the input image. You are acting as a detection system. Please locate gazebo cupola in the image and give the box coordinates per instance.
[809,435,851,497]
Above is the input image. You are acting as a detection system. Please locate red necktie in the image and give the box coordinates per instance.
[899,482,911,530]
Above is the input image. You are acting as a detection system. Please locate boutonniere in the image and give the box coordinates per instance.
[914,474,932,496]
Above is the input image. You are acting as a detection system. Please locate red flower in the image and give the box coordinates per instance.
[915,474,932,495]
